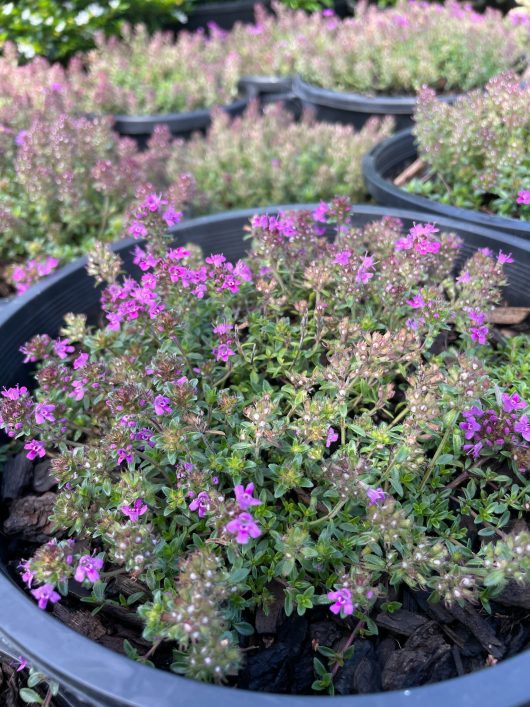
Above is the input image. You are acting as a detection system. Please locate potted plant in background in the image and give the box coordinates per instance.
[362,73,530,238]
[0,199,529,704]
[292,0,528,130]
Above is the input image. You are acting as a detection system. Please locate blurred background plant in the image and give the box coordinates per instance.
[410,72,530,220]
[167,100,394,212]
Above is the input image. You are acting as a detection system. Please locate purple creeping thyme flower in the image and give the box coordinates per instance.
[212,343,236,363]
[1,385,28,400]
[234,483,262,510]
[517,190,530,205]
[19,559,35,588]
[327,587,354,616]
[515,415,530,442]
[313,201,329,223]
[129,220,148,239]
[15,656,28,672]
[502,393,527,413]
[24,439,45,460]
[73,352,89,369]
[460,415,482,440]
[54,338,75,359]
[162,207,183,227]
[167,247,190,260]
[121,498,148,522]
[116,446,134,465]
[366,487,386,506]
[469,325,489,345]
[15,130,28,147]
[457,270,471,284]
[212,322,233,336]
[143,193,168,212]
[334,250,351,266]
[75,555,104,583]
[497,250,514,265]
[34,402,56,425]
[407,294,425,309]
[326,427,339,448]
[153,395,172,416]
[31,584,61,610]
[225,512,261,544]
[189,491,211,518]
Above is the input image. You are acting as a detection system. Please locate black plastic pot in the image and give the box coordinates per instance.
[292,76,457,132]
[113,95,250,146]
[363,129,530,240]
[1,205,530,706]
[184,0,269,31]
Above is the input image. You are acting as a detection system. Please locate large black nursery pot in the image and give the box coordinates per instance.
[292,77,457,132]
[113,94,250,147]
[183,0,270,32]
[363,129,530,240]
[1,205,530,706]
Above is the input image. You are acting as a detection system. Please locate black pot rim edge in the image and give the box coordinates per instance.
[292,76,459,115]
[1,204,530,707]
[363,128,530,236]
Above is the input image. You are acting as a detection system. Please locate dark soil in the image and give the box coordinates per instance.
[2,449,530,696]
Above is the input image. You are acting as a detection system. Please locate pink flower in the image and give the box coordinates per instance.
[234,260,253,282]
[326,427,339,448]
[409,222,439,239]
[225,512,261,544]
[1,385,28,400]
[416,238,441,255]
[212,322,233,336]
[327,588,354,616]
[457,270,471,284]
[502,393,527,413]
[34,403,56,425]
[313,201,329,223]
[234,483,262,510]
[54,338,74,359]
[153,395,172,416]
[189,491,210,518]
[128,220,148,239]
[497,250,514,265]
[73,352,89,369]
[467,309,486,325]
[71,380,86,401]
[31,584,61,610]
[515,415,530,442]
[168,247,190,260]
[143,193,167,212]
[74,555,104,583]
[213,343,236,363]
[163,207,183,227]
[366,487,386,506]
[15,656,28,672]
[116,447,133,464]
[334,250,351,266]
[19,559,35,588]
[406,294,425,309]
[469,325,489,345]
[24,440,45,460]
[121,498,148,522]
[516,190,530,205]
[206,254,226,267]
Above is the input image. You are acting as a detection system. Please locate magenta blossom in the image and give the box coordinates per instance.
[502,393,527,413]
[1,385,28,400]
[54,338,75,359]
[497,250,514,265]
[163,207,183,227]
[313,201,329,223]
[15,656,28,672]
[366,487,386,506]
[326,427,339,448]
[128,220,148,239]
[407,294,425,309]
[225,512,261,544]
[515,415,530,442]
[469,325,489,345]
[516,190,530,205]
[75,555,104,584]
[189,491,211,518]
[34,402,56,425]
[19,559,35,588]
[213,343,236,363]
[234,483,262,510]
[24,439,45,460]
[121,498,148,522]
[213,322,233,336]
[73,352,89,369]
[334,250,351,266]
[153,395,172,416]
[143,193,167,212]
[168,247,190,260]
[31,584,61,610]
[327,587,354,616]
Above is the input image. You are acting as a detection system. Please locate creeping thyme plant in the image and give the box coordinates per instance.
[168,101,394,213]
[410,73,530,220]
[2,196,530,687]
[0,88,189,294]
[67,24,242,115]
[295,0,528,95]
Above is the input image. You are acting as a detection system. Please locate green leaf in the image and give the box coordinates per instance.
[234,621,255,636]
[19,688,43,704]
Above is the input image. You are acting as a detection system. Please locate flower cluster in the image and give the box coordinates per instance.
[3,202,529,689]
[412,73,530,220]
